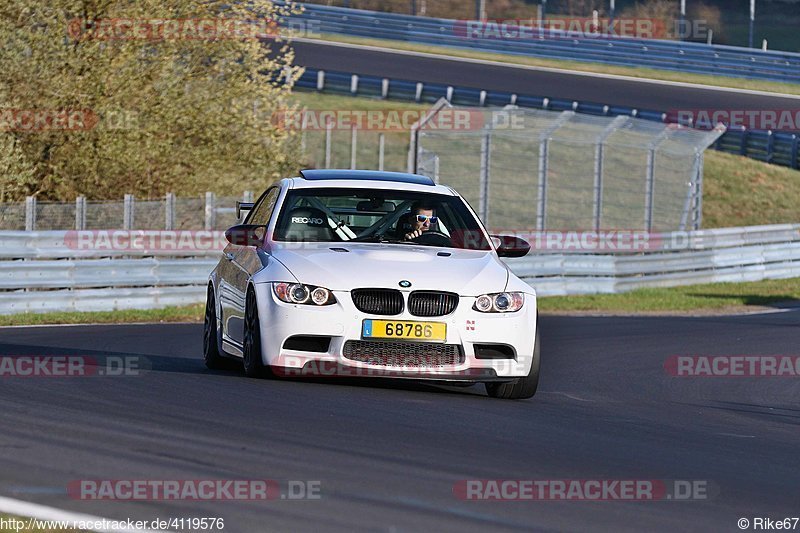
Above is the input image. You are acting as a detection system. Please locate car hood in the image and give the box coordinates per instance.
[268,242,509,295]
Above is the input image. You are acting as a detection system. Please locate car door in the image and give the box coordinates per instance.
[220,187,280,347]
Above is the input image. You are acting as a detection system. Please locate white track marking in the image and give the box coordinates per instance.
[0,496,166,532]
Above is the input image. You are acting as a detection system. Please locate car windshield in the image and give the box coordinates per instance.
[273,188,492,250]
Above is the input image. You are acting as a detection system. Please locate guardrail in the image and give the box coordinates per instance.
[295,68,800,171]
[506,224,800,296]
[286,2,800,84]
[0,230,223,314]
[1,224,799,313]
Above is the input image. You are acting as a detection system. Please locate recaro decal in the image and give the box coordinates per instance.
[292,217,325,225]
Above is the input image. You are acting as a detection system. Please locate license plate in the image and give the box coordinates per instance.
[362,320,446,342]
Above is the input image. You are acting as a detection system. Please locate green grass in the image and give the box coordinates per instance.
[702,150,800,228]
[0,304,204,327]
[311,33,800,96]
[537,277,800,314]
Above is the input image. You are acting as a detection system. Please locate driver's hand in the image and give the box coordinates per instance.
[404,229,423,240]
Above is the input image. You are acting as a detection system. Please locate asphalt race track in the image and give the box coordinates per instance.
[1,312,798,531]
[292,40,800,112]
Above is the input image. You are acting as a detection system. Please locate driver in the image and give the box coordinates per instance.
[404,202,438,241]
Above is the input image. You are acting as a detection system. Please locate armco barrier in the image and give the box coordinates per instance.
[296,68,800,170]
[1,224,799,313]
[506,224,800,296]
[285,2,800,84]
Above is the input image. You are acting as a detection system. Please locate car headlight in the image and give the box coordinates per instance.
[273,283,336,306]
[473,292,524,313]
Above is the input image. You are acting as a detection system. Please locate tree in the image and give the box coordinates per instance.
[0,0,304,200]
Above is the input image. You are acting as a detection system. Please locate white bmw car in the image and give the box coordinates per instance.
[204,170,540,399]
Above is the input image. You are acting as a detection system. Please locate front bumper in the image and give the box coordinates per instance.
[255,283,537,381]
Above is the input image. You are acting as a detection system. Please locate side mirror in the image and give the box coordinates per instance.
[225,224,266,247]
[492,235,531,258]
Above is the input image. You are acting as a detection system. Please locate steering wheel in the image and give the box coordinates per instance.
[410,230,452,247]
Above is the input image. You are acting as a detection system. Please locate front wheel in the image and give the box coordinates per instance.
[243,287,271,378]
[203,285,227,370]
[485,332,540,400]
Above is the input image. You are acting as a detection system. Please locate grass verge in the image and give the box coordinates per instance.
[0,304,204,327]
[309,34,800,97]
[702,150,800,228]
[537,277,800,314]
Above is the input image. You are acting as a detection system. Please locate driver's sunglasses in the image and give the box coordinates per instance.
[416,215,438,224]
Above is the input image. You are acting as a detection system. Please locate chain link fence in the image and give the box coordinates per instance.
[1,192,254,231]
[413,102,725,232]
[2,103,724,233]
[300,124,410,173]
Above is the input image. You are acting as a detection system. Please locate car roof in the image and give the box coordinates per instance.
[288,169,456,195]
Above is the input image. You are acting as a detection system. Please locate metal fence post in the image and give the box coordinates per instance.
[243,190,254,203]
[791,134,799,170]
[300,107,308,156]
[25,196,36,231]
[433,155,440,184]
[478,130,491,223]
[123,194,134,230]
[695,154,704,230]
[765,130,775,163]
[407,128,419,173]
[537,111,574,231]
[680,152,702,231]
[204,192,216,230]
[593,115,628,231]
[324,121,333,169]
[350,125,357,169]
[739,129,749,155]
[644,149,656,232]
[75,196,86,230]
[536,139,549,231]
[165,192,175,230]
[593,143,604,232]
[645,128,675,232]
[378,133,385,171]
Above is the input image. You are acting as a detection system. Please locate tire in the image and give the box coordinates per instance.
[203,285,227,370]
[243,287,270,378]
[485,331,540,400]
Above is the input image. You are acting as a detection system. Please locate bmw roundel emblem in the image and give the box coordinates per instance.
[399,280,412,288]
